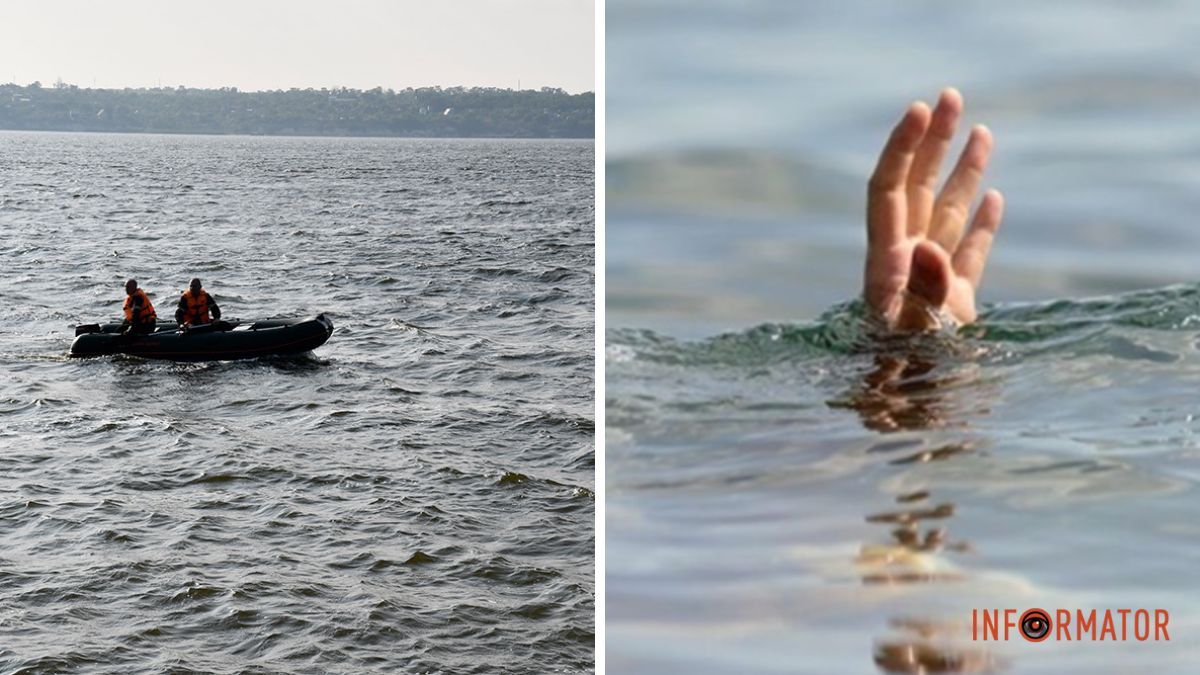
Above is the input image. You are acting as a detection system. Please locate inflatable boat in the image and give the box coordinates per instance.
[70,315,334,361]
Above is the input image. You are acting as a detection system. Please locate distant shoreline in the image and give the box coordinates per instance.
[0,83,594,139]
[0,128,596,142]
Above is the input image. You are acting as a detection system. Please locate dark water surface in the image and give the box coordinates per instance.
[608,1,1200,673]
[0,132,594,673]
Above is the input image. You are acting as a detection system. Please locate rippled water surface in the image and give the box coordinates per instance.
[0,132,594,673]
[608,1,1200,673]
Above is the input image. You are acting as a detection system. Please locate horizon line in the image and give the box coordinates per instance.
[2,80,595,96]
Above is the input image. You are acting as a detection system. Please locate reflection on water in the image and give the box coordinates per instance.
[607,0,1200,670]
[874,639,997,675]
[608,288,1200,672]
[841,352,996,673]
[832,354,952,432]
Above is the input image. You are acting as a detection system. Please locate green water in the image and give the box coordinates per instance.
[608,289,1200,672]
[606,1,1200,670]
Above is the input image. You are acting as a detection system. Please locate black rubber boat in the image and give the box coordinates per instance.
[70,315,334,361]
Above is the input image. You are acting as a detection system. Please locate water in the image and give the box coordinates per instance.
[0,132,594,673]
[607,1,1200,672]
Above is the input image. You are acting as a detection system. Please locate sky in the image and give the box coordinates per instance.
[1,0,595,93]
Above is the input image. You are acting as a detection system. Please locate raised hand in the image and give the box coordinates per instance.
[864,88,1004,331]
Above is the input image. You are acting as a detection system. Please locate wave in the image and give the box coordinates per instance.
[609,283,1200,369]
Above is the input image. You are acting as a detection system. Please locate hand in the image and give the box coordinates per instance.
[864,88,1004,331]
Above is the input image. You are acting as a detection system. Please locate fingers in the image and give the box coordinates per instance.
[952,189,1005,288]
[867,101,931,249]
[906,88,962,237]
[928,124,994,252]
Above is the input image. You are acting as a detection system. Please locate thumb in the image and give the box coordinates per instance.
[906,241,952,308]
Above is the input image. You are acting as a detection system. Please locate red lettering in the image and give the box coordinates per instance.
[982,609,1000,640]
[1156,609,1170,641]
[976,607,1170,641]
[1100,611,1116,640]
[1077,609,1096,640]
[1056,609,1072,640]
[1135,609,1150,641]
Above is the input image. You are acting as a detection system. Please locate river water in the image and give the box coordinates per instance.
[608,1,1200,673]
[0,132,594,673]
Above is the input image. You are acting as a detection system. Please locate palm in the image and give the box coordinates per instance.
[865,89,1004,331]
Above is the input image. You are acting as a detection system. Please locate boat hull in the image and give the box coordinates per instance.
[70,315,334,361]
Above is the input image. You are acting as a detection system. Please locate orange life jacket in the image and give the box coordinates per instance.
[124,289,157,323]
[180,289,212,324]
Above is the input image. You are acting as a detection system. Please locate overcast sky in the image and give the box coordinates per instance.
[1,0,594,92]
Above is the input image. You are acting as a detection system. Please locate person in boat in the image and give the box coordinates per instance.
[864,87,1004,332]
[121,279,158,334]
[175,277,222,329]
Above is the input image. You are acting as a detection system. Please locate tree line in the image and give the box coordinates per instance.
[0,82,594,138]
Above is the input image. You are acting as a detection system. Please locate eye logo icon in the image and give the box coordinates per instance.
[1020,608,1051,642]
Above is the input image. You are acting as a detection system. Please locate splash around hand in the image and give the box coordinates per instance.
[864,88,1004,331]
